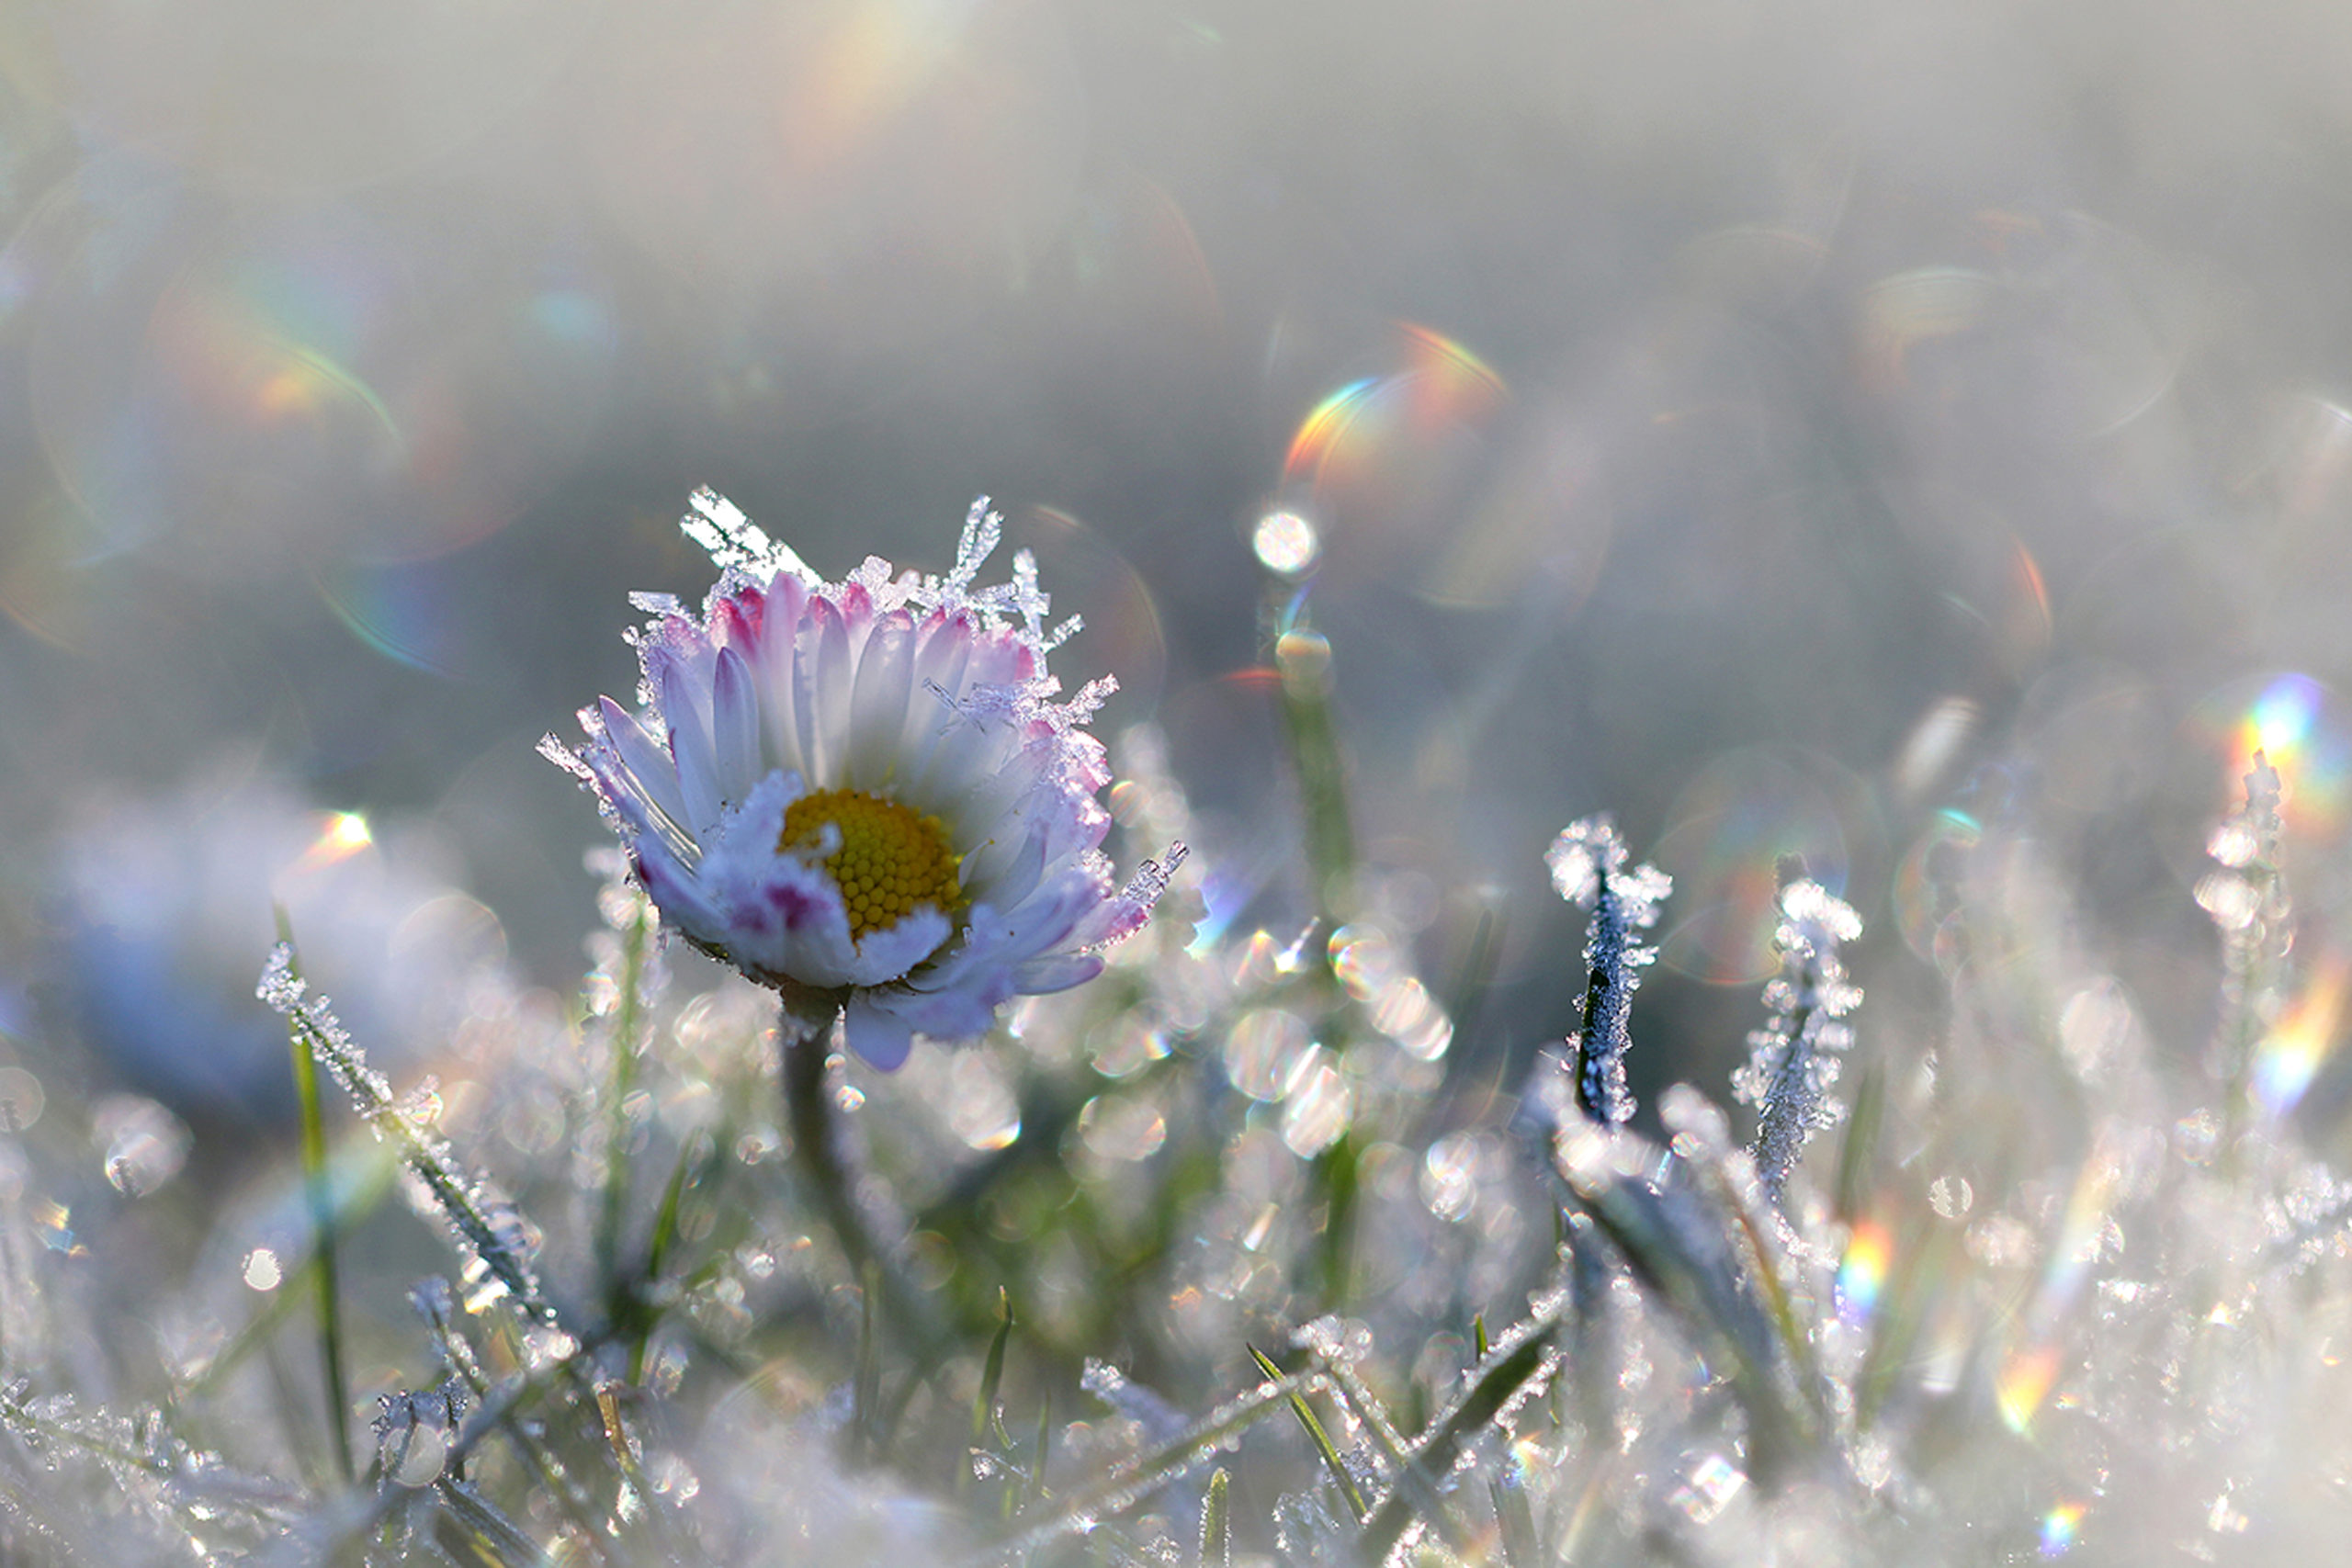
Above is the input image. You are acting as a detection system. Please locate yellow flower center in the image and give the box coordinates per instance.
[779,787,963,941]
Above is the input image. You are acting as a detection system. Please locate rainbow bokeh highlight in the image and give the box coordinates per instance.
[2255,958,2347,1119]
[2039,1501,2085,1557]
[291,812,374,875]
[1652,748,1854,984]
[1834,1213,1891,1325]
[1283,322,1507,490]
[1996,1341,2062,1434]
[1835,1219,1893,1326]
[2194,672,2352,845]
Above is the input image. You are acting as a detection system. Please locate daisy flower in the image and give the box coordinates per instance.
[543,490,1184,1069]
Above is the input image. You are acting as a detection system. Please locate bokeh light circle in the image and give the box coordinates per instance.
[28,199,617,576]
[1652,748,1862,985]
[2182,672,2352,849]
[1278,321,1509,582]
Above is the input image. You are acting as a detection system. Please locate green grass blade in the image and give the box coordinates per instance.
[973,1287,1013,1447]
[854,1261,883,1466]
[1248,1344,1366,1522]
[1835,1060,1886,1224]
[1490,1466,1540,1568]
[273,910,354,1485]
[627,1131,717,1384]
[1195,1467,1229,1568]
[1355,1322,1560,1565]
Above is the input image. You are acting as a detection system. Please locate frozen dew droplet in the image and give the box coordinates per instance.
[1224,1009,1310,1100]
[0,1068,44,1134]
[458,1253,513,1314]
[390,1422,449,1489]
[1546,817,1629,907]
[1252,510,1320,576]
[1275,628,1334,699]
[2194,871,2259,931]
[1327,924,1399,1001]
[1280,1057,1351,1157]
[94,1097,191,1197]
[374,1383,467,1490]
[1420,1133,1483,1222]
[945,1053,1022,1151]
[1666,1453,1748,1526]
[242,1247,282,1292]
[1077,1093,1168,1162]
[520,1324,580,1371]
[1929,1175,1974,1219]
[2208,818,2258,869]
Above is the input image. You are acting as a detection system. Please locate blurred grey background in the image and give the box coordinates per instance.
[8,0,2352,1117]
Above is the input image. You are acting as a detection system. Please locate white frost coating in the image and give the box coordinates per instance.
[1733,879,1864,1201]
[1548,815,1672,1127]
[258,944,557,1323]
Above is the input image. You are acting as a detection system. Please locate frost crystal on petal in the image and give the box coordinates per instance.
[683,486,818,584]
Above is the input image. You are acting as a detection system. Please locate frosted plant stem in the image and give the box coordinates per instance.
[1574,873,1635,1123]
[777,988,947,1377]
[1735,877,1862,1207]
[1751,1009,1817,1204]
[271,911,355,1485]
[780,991,874,1276]
[595,901,651,1331]
[322,1335,621,1562]
[2202,754,2290,1175]
[259,943,559,1325]
[1546,818,1671,1129]
[412,1287,623,1563]
[1273,616,1363,1303]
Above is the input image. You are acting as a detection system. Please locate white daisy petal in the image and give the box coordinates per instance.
[862,982,1003,1045]
[711,645,762,807]
[552,492,1183,1069]
[659,657,724,835]
[841,905,953,988]
[842,995,917,1071]
[802,593,856,784]
[594,697,691,836]
[1009,952,1104,995]
[846,612,918,791]
[756,578,811,778]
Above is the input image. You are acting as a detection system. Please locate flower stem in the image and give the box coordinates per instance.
[777,989,947,1383]
[780,995,876,1284]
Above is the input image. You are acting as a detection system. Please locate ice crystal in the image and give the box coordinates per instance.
[1733,877,1864,1201]
[680,485,819,584]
